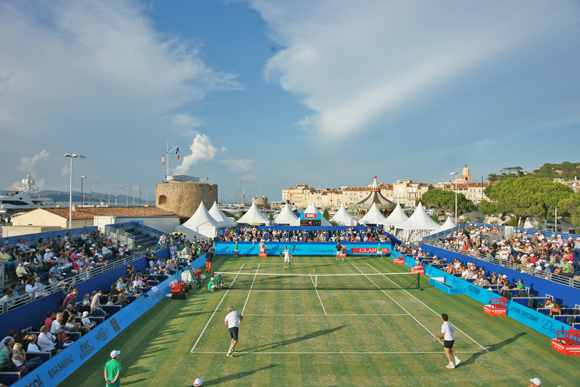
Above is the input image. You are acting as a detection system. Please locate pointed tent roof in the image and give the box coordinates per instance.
[330,204,357,226]
[398,203,440,230]
[303,202,331,226]
[274,204,299,225]
[237,202,271,225]
[358,203,387,225]
[176,202,220,234]
[382,204,409,227]
[433,217,456,234]
[357,175,395,206]
[209,201,237,228]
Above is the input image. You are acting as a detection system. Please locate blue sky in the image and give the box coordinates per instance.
[1,0,579,203]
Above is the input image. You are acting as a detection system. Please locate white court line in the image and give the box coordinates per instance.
[242,314,409,316]
[366,263,490,353]
[310,274,327,315]
[190,263,246,353]
[241,263,260,315]
[191,351,486,355]
[351,264,441,343]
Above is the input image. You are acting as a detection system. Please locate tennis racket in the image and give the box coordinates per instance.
[424,335,438,343]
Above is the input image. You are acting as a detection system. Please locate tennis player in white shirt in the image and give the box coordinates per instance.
[439,313,460,368]
[224,306,243,357]
[282,247,292,270]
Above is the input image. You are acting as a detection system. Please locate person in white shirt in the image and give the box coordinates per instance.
[51,313,64,334]
[81,311,96,330]
[282,247,292,270]
[439,313,460,369]
[224,306,243,357]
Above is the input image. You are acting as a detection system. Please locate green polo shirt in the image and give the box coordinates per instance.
[104,359,122,387]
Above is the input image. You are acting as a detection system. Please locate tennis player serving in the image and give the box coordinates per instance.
[439,313,460,368]
[224,306,243,357]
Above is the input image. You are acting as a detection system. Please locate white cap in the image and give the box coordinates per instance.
[194,378,203,386]
[82,311,89,317]
[110,350,121,358]
[530,378,542,386]
[24,262,30,265]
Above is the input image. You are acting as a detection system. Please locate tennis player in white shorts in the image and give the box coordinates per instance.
[282,247,292,270]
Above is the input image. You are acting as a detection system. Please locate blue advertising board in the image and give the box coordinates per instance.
[12,273,176,387]
[394,251,573,339]
[216,242,391,256]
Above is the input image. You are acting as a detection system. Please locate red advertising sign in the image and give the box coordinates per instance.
[350,248,390,254]
[304,213,317,218]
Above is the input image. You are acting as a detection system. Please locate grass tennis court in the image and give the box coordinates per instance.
[62,255,580,386]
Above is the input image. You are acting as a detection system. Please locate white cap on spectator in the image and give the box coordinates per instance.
[194,379,203,386]
[530,378,541,386]
[82,311,89,317]
[46,248,51,251]
[110,350,121,358]
[24,262,30,265]
[92,244,96,247]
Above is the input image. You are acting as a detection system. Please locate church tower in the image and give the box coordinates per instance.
[461,164,471,184]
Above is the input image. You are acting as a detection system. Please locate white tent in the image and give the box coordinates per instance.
[237,202,271,225]
[208,201,238,229]
[381,204,409,229]
[302,202,331,226]
[395,203,440,242]
[330,204,357,226]
[176,202,219,239]
[274,204,299,225]
[431,217,456,234]
[358,203,387,225]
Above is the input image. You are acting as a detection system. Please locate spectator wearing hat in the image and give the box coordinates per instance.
[528,377,541,386]
[81,311,96,330]
[194,378,203,386]
[105,350,122,386]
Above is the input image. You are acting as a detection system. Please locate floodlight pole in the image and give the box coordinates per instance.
[65,153,85,229]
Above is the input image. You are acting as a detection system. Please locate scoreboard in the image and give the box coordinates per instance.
[300,213,322,226]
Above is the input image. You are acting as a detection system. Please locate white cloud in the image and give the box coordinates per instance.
[175,134,221,174]
[220,159,258,172]
[168,114,205,129]
[252,0,578,140]
[0,0,240,138]
[61,164,70,177]
[15,150,50,176]
[241,174,258,182]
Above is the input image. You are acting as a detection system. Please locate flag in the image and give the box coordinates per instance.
[176,147,180,160]
[162,152,165,165]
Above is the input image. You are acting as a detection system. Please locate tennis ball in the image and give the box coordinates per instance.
[313,269,315,271]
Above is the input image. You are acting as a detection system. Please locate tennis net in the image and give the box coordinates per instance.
[214,271,421,291]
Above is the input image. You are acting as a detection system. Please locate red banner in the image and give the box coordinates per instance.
[350,248,390,254]
[304,213,317,218]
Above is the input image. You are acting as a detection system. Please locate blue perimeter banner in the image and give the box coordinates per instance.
[12,272,180,387]
[392,251,573,339]
[216,242,391,256]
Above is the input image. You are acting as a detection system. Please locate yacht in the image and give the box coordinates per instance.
[0,175,55,216]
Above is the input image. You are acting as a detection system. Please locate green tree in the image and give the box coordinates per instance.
[268,212,274,222]
[322,208,330,221]
[416,189,474,217]
[480,176,573,227]
[238,211,246,220]
[558,192,580,229]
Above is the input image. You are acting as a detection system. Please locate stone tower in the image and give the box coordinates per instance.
[156,181,218,218]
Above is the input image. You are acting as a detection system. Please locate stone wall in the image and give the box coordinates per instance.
[156,182,218,218]
[252,197,269,206]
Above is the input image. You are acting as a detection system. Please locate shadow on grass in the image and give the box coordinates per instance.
[241,325,347,353]
[202,365,277,386]
[463,332,527,365]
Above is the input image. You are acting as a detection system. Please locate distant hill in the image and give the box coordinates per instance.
[487,162,579,182]
[39,190,134,204]
[530,162,580,180]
